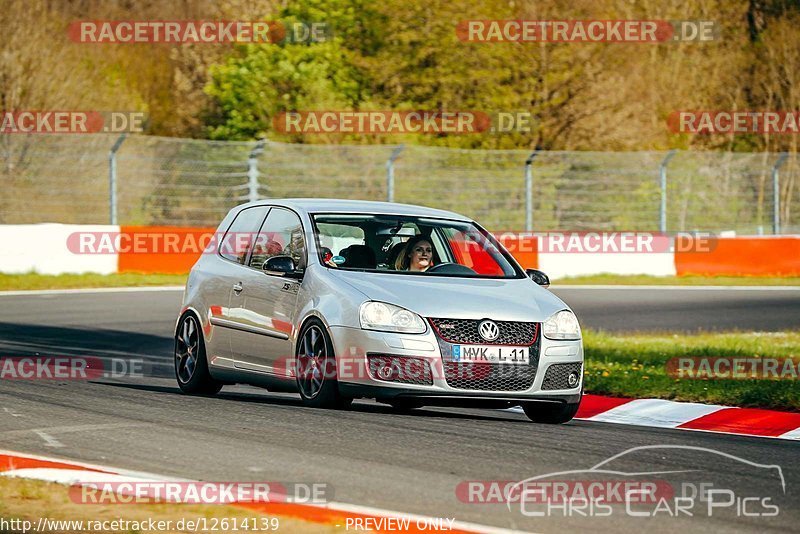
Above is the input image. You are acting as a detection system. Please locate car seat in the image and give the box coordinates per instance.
[339,244,377,269]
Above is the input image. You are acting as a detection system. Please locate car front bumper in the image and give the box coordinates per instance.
[329,325,583,402]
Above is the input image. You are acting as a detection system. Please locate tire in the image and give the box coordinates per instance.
[175,313,223,395]
[521,400,580,424]
[295,319,352,409]
[388,399,424,412]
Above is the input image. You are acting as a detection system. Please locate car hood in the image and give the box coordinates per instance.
[327,270,569,322]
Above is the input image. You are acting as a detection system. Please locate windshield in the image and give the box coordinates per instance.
[311,214,522,278]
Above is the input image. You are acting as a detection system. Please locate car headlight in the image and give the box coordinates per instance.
[359,301,426,334]
[543,310,581,340]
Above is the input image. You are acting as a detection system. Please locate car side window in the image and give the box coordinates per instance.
[249,208,306,271]
[219,206,270,264]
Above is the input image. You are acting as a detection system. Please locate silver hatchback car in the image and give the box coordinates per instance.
[175,199,584,423]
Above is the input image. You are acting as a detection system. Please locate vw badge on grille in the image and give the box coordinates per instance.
[478,320,500,342]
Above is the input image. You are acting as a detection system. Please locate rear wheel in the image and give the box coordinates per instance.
[296,319,352,409]
[521,401,580,424]
[175,314,223,395]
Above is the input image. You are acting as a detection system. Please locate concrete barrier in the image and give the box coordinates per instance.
[0,224,118,275]
[1,225,797,278]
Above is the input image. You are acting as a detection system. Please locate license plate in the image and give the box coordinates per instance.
[452,345,528,364]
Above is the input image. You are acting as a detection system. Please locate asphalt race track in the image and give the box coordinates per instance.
[1,286,799,532]
[555,286,800,332]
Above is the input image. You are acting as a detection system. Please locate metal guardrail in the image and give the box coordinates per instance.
[1,133,797,233]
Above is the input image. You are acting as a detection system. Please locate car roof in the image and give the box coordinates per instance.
[237,198,472,221]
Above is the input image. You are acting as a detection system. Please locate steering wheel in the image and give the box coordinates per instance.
[425,262,476,275]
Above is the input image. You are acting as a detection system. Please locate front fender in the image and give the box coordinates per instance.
[294,264,368,340]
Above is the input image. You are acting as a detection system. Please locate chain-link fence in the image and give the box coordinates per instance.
[1,133,798,233]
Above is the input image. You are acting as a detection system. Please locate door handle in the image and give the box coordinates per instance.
[232,282,243,293]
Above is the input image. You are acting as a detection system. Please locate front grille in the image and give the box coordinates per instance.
[431,317,541,391]
[429,318,538,346]
[443,362,537,391]
[367,354,434,386]
[542,363,583,390]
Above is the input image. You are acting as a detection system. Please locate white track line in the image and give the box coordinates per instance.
[32,430,63,448]
[779,427,800,440]
[0,286,184,296]
[587,399,725,428]
[0,448,189,480]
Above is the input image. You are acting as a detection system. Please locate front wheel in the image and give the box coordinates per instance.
[175,313,223,395]
[295,319,352,409]
[521,401,580,424]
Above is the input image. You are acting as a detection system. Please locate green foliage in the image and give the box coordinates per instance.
[205,0,382,140]
[206,42,366,140]
[203,0,800,152]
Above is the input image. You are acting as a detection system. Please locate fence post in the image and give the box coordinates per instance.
[386,145,404,202]
[524,148,540,232]
[659,149,677,233]
[772,152,788,234]
[248,139,267,202]
[108,134,127,225]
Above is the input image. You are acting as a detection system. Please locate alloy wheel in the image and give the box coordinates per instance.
[175,315,199,384]
[297,325,327,399]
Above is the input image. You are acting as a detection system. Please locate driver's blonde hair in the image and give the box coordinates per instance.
[396,235,432,270]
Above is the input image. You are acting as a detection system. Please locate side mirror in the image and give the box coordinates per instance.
[263,255,302,278]
[526,269,550,288]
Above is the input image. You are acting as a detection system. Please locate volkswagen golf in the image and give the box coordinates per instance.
[174,199,584,423]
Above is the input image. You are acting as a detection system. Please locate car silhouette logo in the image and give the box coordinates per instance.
[478,320,500,342]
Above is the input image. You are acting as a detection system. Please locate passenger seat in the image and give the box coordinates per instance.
[340,245,377,269]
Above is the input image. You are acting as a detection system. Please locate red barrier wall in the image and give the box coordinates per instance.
[118,226,215,274]
[675,237,800,276]
[496,234,538,269]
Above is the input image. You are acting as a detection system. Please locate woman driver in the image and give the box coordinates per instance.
[396,234,434,272]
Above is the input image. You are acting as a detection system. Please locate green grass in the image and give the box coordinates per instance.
[583,330,800,411]
[0,272,188,291]
[554,274,800,285]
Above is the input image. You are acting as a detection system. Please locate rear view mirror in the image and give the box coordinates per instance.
[525,269,550,288]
